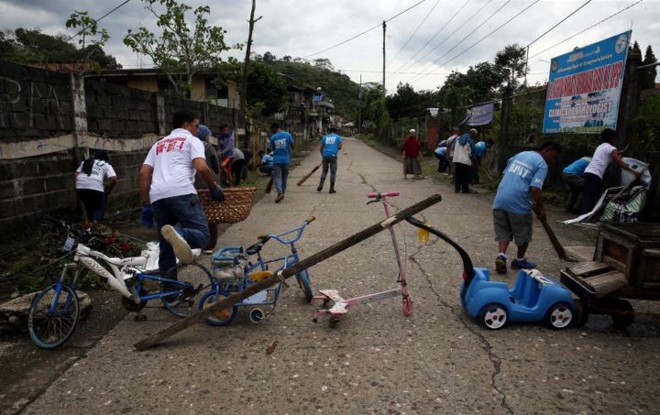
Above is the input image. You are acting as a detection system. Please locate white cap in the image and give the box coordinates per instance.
[409,129,416,134]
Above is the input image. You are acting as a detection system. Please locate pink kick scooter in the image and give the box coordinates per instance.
[312,191,413,328]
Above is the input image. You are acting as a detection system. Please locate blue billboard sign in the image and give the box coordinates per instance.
[542,31,631,134]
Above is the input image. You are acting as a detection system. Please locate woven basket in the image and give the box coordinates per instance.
[198,187,257,224]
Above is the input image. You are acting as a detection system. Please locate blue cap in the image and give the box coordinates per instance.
[197,124,212,142]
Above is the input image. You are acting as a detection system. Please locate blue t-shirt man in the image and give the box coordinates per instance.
[562,156,590,177]
[261,153,274,167]
[493,151,548,215]
[270,130,294,164]
[320,133,343,157]
[473,141,487,159]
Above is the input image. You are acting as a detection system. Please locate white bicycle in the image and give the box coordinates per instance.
[28,224,211,349]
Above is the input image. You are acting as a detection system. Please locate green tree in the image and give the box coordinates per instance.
[641,45,657,90]
[0,28,118,68]
[246,62,287,116]
[123,0,239,97]
[386,82,436,120]
[494,44,527,90]
[634,93,660,151]
[361,85,390,138]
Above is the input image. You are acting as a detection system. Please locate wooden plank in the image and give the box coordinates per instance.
[134,193,443,351]
[583,271,627,297]
[566,261,611,277]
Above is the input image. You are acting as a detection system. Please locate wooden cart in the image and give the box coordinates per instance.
[560,223,660,327]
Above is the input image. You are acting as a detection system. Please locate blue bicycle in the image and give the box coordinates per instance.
[27,226,212,349]
[200,216,315,326]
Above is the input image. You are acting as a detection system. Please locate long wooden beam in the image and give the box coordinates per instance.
[134,193,442,350]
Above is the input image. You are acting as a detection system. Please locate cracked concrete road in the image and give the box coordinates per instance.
[21,137,660,414]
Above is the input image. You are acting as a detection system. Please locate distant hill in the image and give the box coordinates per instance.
[267,59,361,120]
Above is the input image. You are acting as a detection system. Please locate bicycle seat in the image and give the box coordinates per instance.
[245,237,269,256]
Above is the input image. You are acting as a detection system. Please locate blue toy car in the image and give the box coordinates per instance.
[404,217,576,330]
[461,268,575,330]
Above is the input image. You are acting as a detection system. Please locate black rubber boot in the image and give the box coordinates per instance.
[329,183,336,194]
[317,179,324,192]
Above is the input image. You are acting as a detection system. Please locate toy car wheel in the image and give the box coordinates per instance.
[610,299,634,329]
[571,299,589,327]
[480,304,508,330]
[546,302,573,329]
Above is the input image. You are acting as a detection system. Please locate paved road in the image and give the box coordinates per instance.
[23,138,660,414]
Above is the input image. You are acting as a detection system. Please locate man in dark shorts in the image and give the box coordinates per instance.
[492,141,561,274]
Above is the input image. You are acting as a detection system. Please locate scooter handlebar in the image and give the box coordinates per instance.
[367,191,400,198]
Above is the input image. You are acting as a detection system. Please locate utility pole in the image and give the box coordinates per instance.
[241,0,262,148]
[382,20,386,96]
[357,74,362,135]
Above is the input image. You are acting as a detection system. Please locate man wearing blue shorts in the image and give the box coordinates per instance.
[317,127,344,193]
[493,141,561,274]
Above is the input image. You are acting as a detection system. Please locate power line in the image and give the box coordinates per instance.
[439,0,541,69]
[67,0,133,42]
[529,0,644,59]
[97,0,133,23]
[304,0,427,58]
[388,0,441,65]
[525,0,592,48]
[407,0,511,85]
[392,0,472,74]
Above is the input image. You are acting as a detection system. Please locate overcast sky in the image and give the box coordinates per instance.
[1,0,658,94]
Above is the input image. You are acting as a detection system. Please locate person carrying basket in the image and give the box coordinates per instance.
[139,109,225,275]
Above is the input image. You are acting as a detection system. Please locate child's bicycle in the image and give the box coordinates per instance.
[312,192,412,327]
[27,224,212,349]
[201,216,316,326]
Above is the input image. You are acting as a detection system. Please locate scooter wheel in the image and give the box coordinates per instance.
[479,303,508,330]
[402,296,413,317]
[329,316,340,329]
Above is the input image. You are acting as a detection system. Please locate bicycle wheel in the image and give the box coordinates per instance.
[295,270,313,303]
[199,290,238,326]
[161,263,213,318]
[28,284,81,349]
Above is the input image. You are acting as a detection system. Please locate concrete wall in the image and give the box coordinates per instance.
[0,61,251,231]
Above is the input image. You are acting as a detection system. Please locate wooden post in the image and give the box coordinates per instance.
[497,86,513,175]
[134,194,442,350]
[240,0,262,149]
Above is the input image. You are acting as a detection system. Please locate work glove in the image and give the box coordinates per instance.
[140,203,154,228]
[210,184,225,202]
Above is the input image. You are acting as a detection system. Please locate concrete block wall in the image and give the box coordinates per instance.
[0,61,252,230]
[0,61,74,139]
[85,79,158,138]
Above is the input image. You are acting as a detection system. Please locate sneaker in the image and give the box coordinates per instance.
[511,258,537,269]
[275,193,284,203]
[161,225,194,264]
[495,254,507,274]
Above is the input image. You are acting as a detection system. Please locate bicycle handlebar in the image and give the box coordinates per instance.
[367,191,400,198]
[252,217,314,248]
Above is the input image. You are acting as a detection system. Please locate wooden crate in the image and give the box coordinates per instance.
[595,223,660,288]
[561,262,627,299]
